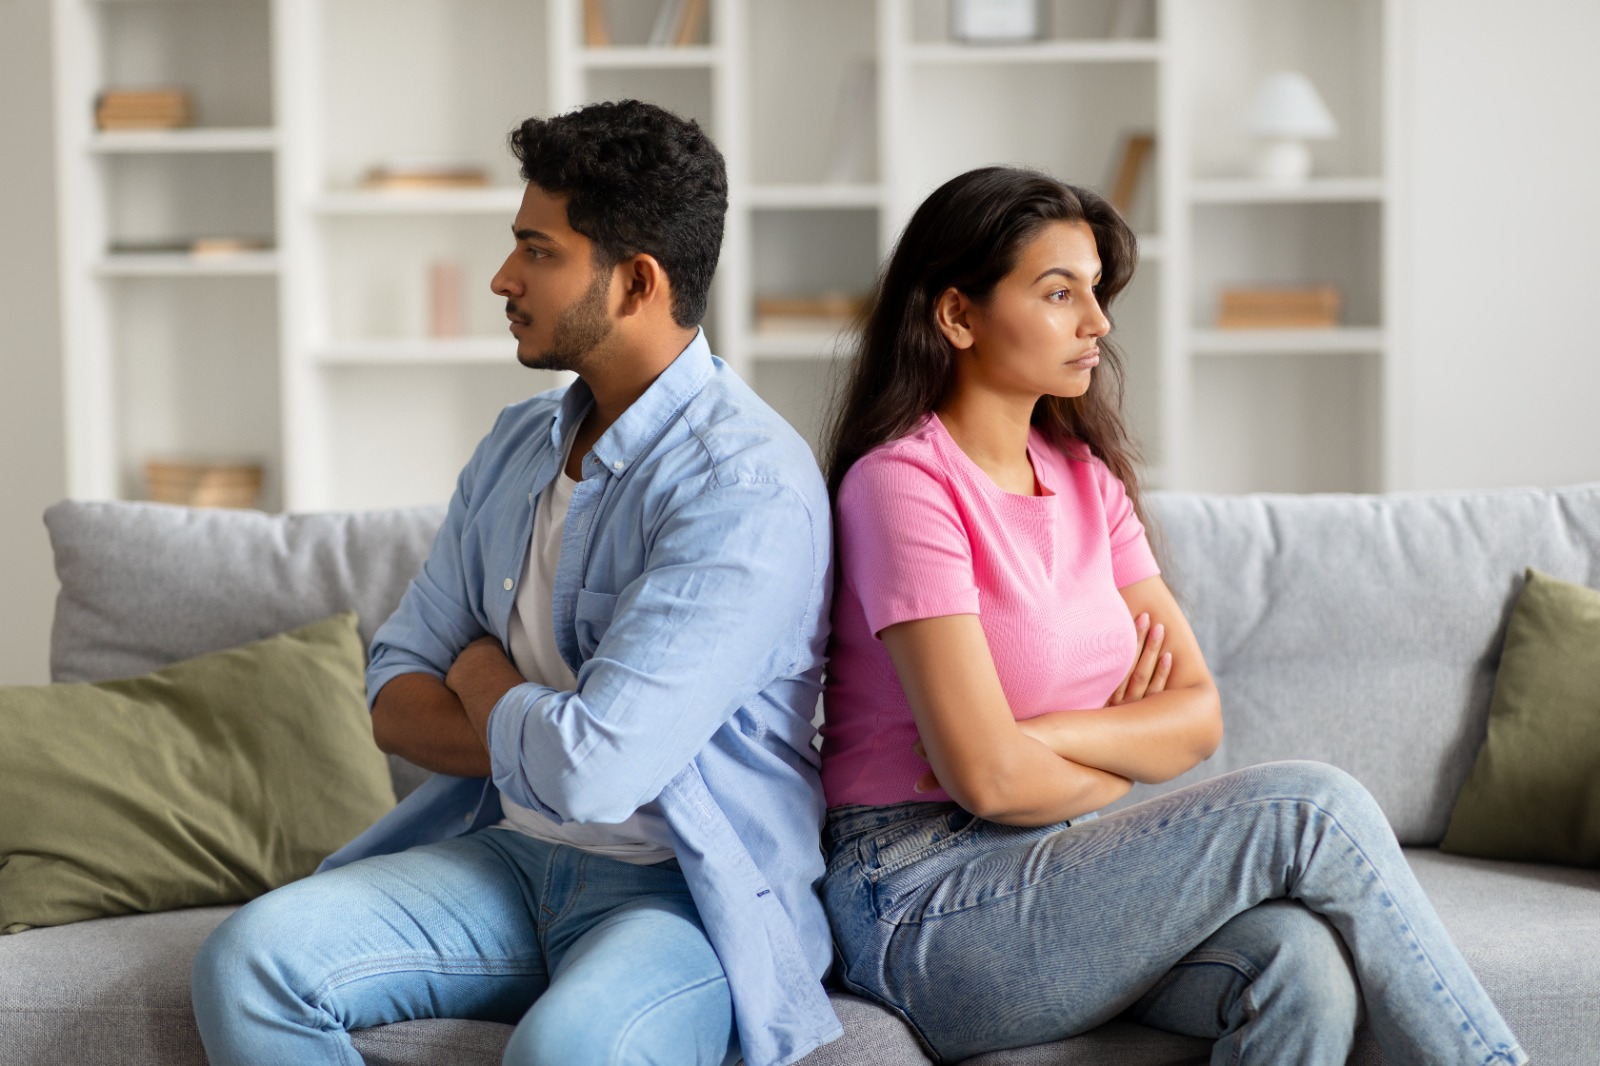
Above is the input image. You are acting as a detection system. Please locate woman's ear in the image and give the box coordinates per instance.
[934,287,975,350]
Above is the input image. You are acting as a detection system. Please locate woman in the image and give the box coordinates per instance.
[818,166,1524,1065]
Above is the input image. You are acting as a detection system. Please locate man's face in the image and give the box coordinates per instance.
[491,183,616,372]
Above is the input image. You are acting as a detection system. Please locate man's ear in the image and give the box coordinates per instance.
[934,287,975,350]
[614,253,669,319]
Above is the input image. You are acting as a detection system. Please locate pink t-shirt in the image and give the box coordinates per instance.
[820,414,1161,808]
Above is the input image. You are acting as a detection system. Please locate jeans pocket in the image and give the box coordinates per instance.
[863,806,979,883]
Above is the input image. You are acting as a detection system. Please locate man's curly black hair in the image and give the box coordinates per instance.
[509,99,727,328]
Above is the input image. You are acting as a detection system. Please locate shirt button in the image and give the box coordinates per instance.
[612,460,624,470]
[527,492,533,505]
[503,578,514,591]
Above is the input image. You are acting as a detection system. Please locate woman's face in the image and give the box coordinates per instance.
[945,219,1111,401]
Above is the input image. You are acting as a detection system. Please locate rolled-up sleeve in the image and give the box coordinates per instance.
[486,477,823,824]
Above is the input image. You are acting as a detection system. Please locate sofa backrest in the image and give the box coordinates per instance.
[44,484,1600,845]
[45,500,448,800]
[1136,483,1600,844]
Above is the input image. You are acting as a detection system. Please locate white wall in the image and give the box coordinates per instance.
[1391,0,1600,490]
[0,0,65,685]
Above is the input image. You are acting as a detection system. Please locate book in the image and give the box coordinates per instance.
[96,87,192,130]
[584,0,610,47]
[754,294,868,334]
[823,62,876,185]
[1107,132,1155,216]
[673,0,709,46]
[648,0,684,46]
[361,159,489,190]
[1216,286,1341,329]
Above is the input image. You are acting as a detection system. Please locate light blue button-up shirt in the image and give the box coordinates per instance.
[319,332,841,1066]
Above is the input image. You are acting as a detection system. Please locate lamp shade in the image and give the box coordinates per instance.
[1246,72,1338,140]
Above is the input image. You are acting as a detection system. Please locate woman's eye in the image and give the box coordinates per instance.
[1049,289,1070,302]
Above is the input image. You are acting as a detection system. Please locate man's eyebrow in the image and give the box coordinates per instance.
[513,226,559,243]
[1032,267,1104,285]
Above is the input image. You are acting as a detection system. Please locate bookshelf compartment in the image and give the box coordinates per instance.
[1189,351,1381,494]
[749,0,878,186]
[903,61,1158,226]
[321,214,516,345]
[1190,201,1382,331]
[108,276,283,509]
[320,0,546,193]
[749,358,843,462]
[581,67,714,131]
[104,152,276,254]
[320,364,568,510]
[911,0,1159,44]
[95,0,273,130]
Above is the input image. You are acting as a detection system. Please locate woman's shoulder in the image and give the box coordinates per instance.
[841,418,953,492]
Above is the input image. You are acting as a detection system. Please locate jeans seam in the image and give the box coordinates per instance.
[311,952,544,1003]
[608,973,729,1061]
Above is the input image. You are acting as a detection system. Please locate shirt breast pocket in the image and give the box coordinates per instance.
[573,588,619,659]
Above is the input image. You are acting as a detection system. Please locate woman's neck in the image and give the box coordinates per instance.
[936,388,1039,496]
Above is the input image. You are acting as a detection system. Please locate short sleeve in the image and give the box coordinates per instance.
[1095,459,1161,589]
[836,450,981,637]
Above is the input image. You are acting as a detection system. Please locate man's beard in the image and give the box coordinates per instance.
[517,266,614,372]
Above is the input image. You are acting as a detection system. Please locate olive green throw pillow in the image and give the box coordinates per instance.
[1441,569,1600,867]
[0,613,395,933]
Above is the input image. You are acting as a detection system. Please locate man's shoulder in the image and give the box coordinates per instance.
[672,361,825,502]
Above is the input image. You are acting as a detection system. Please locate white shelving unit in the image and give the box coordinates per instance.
[53,0,1396,513]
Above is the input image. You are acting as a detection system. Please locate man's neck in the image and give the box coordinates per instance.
[567,324,699,477]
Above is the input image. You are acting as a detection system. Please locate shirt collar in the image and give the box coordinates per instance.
[554,329,715,480]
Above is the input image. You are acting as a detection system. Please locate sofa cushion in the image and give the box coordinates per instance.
[1136,484,1600,845]
[0,614,394,933]
[1441,568,1600,866]
[6,852,1588,1066]
[44,499,447,800]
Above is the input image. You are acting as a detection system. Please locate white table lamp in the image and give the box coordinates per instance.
[1246,72,1338,183]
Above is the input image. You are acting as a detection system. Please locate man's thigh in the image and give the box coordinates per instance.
[200,831,552,1032]
[506,857,738,1066]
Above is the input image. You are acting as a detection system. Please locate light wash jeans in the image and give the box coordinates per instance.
[191,828,740,1066]
[822,761,1526,1065]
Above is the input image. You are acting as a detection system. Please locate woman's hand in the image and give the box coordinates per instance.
[1107,612,1172,706]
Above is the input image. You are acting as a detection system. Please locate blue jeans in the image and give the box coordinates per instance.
[822,761,1526,1065]
[191,829,739,1066]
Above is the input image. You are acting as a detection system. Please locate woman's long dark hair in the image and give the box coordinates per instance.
[823,166,1147,522]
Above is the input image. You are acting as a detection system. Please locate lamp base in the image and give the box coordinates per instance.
[1253,139,1313,184]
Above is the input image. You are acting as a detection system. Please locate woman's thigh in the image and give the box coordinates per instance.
[829,762,1388,1060]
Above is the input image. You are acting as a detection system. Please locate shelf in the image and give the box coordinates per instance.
[746,185,884,209]
[313,188,524,216]
[89,128,278,154]
[314,337,519,366]
[94,252,280,277]
[1190,328,1385,356]
[577,45,719,69]
[1189,178,1387,205]
[747,331,855,361]
[907,40,1163,65]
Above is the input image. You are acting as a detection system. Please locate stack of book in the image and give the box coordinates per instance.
[361,159,489,191]
[96,88,192,130]
[1216,285,1341,329]
[145,460,263,510]
[754,294,868,334]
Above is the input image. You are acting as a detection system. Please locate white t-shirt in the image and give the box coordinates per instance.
[497,453,675,864]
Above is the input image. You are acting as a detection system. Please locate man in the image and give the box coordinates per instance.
[191,100,840,1066]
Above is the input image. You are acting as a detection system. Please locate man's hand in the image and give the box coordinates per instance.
[445,636,527,746]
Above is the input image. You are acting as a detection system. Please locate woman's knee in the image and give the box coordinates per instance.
[1249,901,1362,1032]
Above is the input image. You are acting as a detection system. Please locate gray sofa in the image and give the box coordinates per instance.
[4,483,1599,1065]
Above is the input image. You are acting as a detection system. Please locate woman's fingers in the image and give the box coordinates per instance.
[1124,622,1165,701]
[1110,613,1152,705]
[1149,650,1173,695]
